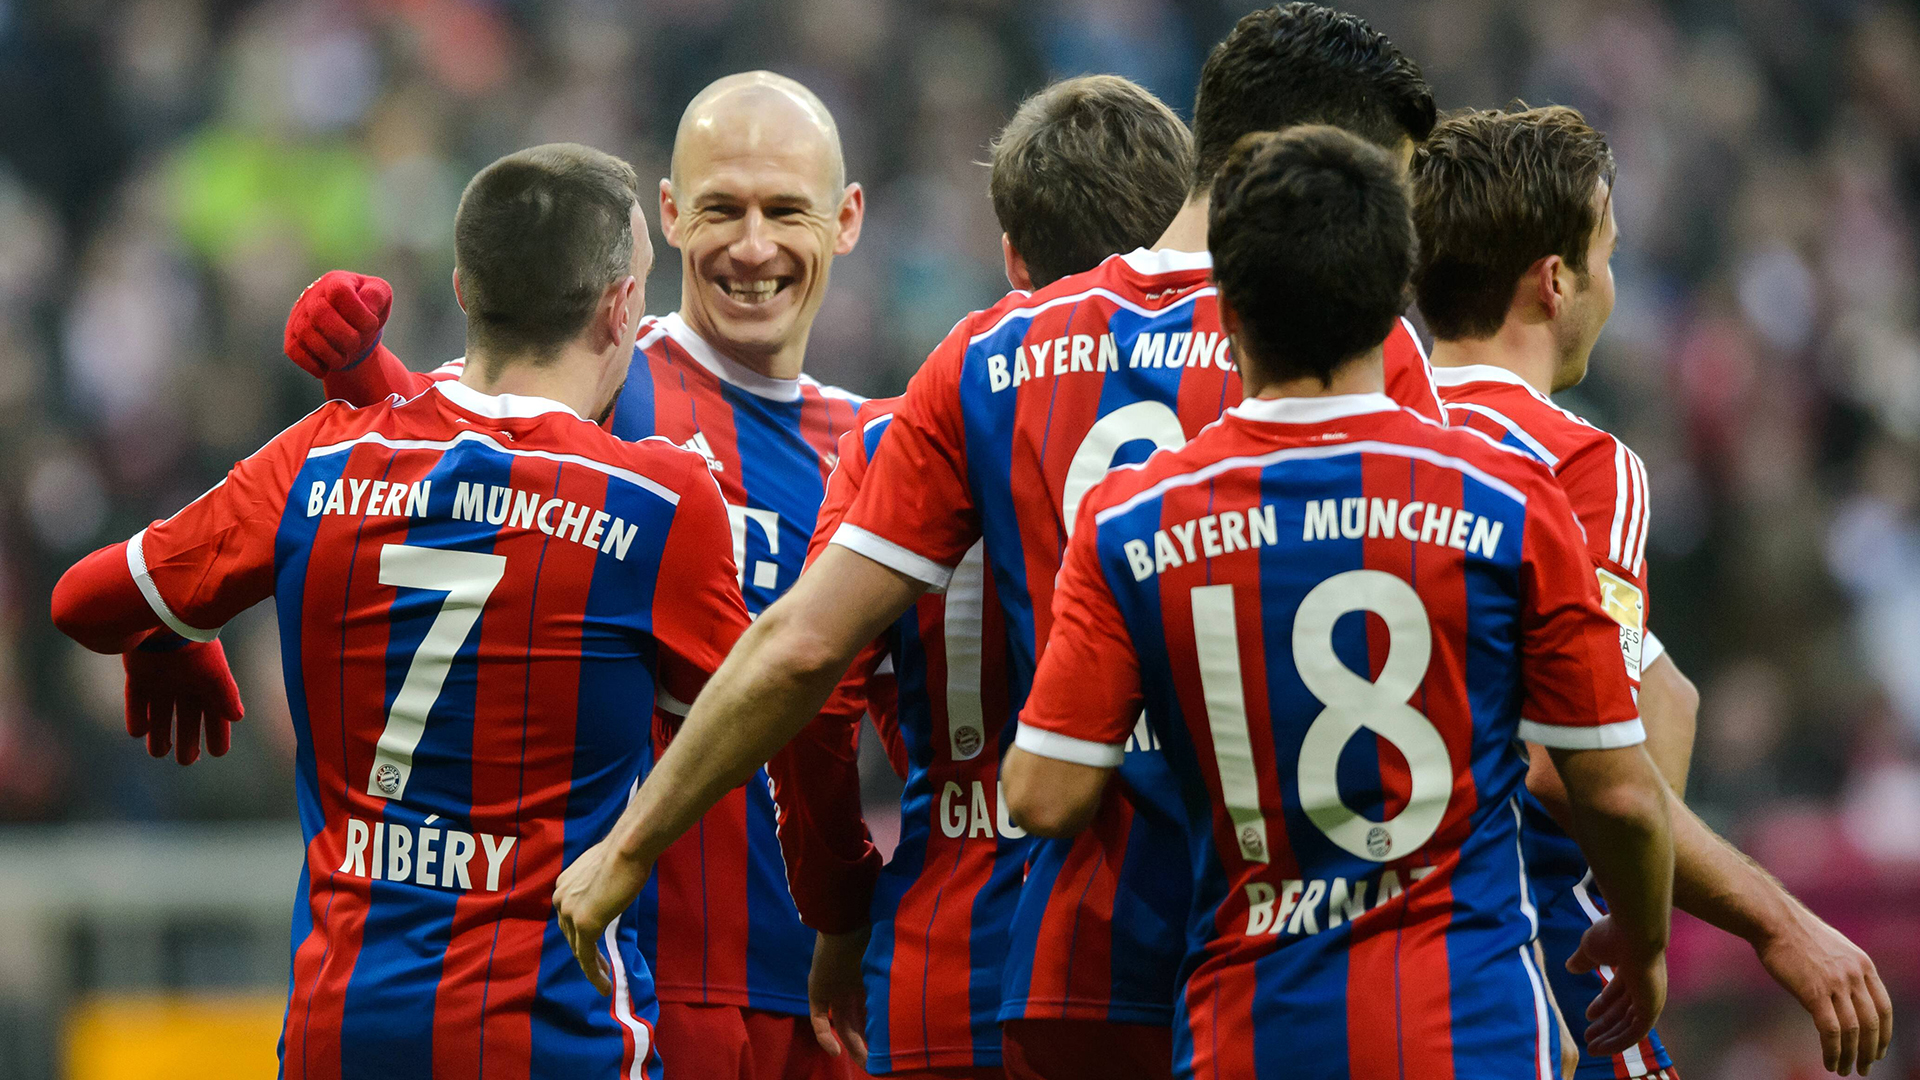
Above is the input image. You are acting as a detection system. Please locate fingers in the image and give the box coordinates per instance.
[125,683,150,738]
[354,275,393,326]
[560,914,613,996]
[1867,962,1894,1064]
[1585,1005,1648,1058]
[321,274,381,334]
[1832,986,1862,1076]
[1811,991,1844,1073]
[146,700,173,759]
[1565,942,1596,976]
[176,707,204,766]
[1585,972,1626,1020]
[1852,980,1881,1074]
[837,1016,867,1068]
[810,1011,843,1057]
[207,713,232,758]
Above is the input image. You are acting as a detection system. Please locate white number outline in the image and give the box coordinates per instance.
[1190,570,1451,865]
[367,544,507,800]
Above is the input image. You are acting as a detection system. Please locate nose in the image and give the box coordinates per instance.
[730,208,779,268]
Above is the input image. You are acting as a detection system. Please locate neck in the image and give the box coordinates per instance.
[677,284,808,382]
[1245,344,1386,400]
[1153,193,1210,253]
[1427,319,1558,395]
[459,341,604,418]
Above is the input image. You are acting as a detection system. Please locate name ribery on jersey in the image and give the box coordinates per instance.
[334,814,519,893]
[303,477,645,561]
[984,329,1235,393]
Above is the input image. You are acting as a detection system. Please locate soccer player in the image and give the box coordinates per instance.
[51,143,748,1079]
[270,71,872,1080]
[781,75,1196,1080]
[1004,123,1675,1080]
[1411,105,1892,1079]
[551,7,1445,1080]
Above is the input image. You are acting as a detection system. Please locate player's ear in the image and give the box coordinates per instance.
[1527,254,1565,320]
[1002,235,1034,293]
[659,178,682,248]
[452,269,467,312]
[833,182,865,256]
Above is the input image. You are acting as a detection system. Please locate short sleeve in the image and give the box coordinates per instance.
[1015,500,1141,767]
[651,455,753,707]
[1554,434,1652,680]
[806,420,873,568]
[834,333,980,590]
[130,405,338,639]
[1515,478,1646,750]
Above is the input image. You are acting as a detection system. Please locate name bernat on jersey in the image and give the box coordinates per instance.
[304,477,646,561]
[1123,497,1506,582]
[985,330,1235,393]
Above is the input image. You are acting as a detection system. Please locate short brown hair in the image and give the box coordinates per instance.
[454,143,642,358]
[1410,105,1616,341]
[989,75,1193,288]
[1210,127,1413,386]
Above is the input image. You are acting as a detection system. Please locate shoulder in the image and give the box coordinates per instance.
[1437,372,1613,465]
[798,373,866,410]
[1380,407,1566,504]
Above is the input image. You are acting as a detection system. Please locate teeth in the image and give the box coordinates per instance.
[725,280,781,303]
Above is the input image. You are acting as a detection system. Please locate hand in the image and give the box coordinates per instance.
[1754,903,1893,1075]
[553,837,653,996]
[1567,914,1667,1058]
[808,926,870,1065]
[124,636,244,765]
[285,271,392,377]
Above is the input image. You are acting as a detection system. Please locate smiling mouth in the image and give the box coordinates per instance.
[716,277,793,306]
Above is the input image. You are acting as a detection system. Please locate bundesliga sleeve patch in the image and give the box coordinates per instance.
[1594,567,1645,679]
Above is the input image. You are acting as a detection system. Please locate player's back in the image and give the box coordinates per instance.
[267,381,743,1079]
[1056,394,1633,1079]
[839,247,1442,1026]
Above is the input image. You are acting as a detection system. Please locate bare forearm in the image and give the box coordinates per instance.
[1553,745,1674,956]
[1667,795,1794,942]
[612,616,852,867]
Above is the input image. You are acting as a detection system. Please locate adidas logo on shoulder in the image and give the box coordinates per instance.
[680,432,724,473]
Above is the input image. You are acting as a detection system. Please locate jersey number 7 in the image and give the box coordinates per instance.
[367,543,508,801]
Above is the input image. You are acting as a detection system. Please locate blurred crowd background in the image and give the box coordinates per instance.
[0,0,1916,1077]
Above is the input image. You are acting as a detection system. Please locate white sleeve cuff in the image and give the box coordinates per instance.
[1014,722,1125,768]
[1641,631,1666,667]
[654,685,691,717]
[1518,717,1646,750]
[830,524,955,592]
[126,530,220,642]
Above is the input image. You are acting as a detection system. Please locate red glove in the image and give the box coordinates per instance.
[285,271,393,377]
[124,634,245,765]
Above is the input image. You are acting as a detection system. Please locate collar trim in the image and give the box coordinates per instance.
[1429,363,1544,394]
[661,312,803,402]
[1117,247,1212,275]
[1226,392,1400,425]
[435,378,582,421]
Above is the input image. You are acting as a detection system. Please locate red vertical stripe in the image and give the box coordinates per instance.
[1184,964,1258,1080]
[432,460,602,1078]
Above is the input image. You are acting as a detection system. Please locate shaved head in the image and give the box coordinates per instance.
[671,71,846,197]
[661,70,864,379]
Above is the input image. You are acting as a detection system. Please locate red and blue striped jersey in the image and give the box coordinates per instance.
[780,397,1028,1071]
[833,248,1444,1026]
[321,311,864,1016]
[607,313,864,1015]
[127,379,751,1080]
[1435,364,1672,1078]
[1017,394,1646,1080]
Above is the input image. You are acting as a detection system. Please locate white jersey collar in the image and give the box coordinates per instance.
[1227,392,1400,425]
[1117,247,1212,275]
[657,312,803,402]
[1429,363,1546,396]
[435,378,582,421]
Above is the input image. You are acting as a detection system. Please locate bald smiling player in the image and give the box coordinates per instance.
[263,72,872,1080]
